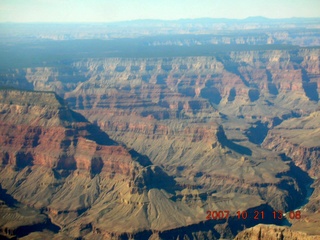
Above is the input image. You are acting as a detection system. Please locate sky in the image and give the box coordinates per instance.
[0,0,319,23]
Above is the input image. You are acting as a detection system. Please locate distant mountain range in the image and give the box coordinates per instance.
[115,16,320,23]
[0,16,319,45]
[1,16,320,24]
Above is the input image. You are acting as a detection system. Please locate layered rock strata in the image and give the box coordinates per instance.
[234,224,320,240]
[0,89,313,239]
[263,111,320,178]
[0,47,319,239]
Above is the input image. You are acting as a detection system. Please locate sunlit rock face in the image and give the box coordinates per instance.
[263,111,320,178]
[234,224,319,240]
[0,85,314,239]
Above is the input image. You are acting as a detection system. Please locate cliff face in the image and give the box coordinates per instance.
[0,49,316,127]
[0,90,134,175]
[262,111,320,178]
[234,224,320,240]
[1,49,319,113]
[261,111,320,237]
[57,49,318,196]
[5,49,316,172]
[0,90,182,238]
[0,89,313,239]
[0,48,319,239]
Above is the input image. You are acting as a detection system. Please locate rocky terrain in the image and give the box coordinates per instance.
[6,49,318,178]
[0,26,320,238]
[262,111,320,237]
[263,111,320,177]
[234,224,320,240]
[0,84,316,239]
[0,90,189,239]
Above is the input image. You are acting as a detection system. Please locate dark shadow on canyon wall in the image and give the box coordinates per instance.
[217,126,252,156]
[302,69,319,102]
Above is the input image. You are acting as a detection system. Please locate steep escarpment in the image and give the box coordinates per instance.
[0,47,319,239]
[52,50,319,213]
[234,224,320,240]
[290,178,320,236]
[1,49,319,116]
[42,50,319,183]
[0,89,183,238]
[0,89,313,239]
[262,111,320,178]
[0,89,136,174]
[0,49,314,140]
[262,111,320,237]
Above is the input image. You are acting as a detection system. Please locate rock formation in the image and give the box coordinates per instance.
[0,88,314,239]
[234,224,320,240]
[263,111,320,178]
[0,89,180,238]
[0,43,319,239]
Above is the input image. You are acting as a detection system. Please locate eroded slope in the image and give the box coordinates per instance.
[0,89,312,239]
[263,111,320,177]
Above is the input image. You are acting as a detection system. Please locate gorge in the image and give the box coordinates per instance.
[0,19,319,239]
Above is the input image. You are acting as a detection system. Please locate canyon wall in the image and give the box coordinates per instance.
[234,224,320,240]
[0,88,314,239]
[0,47,319,239]
[263,111,320,178]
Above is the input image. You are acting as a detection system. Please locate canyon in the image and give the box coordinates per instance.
[0,19,320,239]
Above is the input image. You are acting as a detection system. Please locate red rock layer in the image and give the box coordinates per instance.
[0,90,136,177]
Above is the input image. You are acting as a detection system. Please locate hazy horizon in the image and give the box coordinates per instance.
[1,0,320,23]
[1,16,320,25]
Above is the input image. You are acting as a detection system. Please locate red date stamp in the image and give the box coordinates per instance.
[206,210,230,220]
[206,210,301,220]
